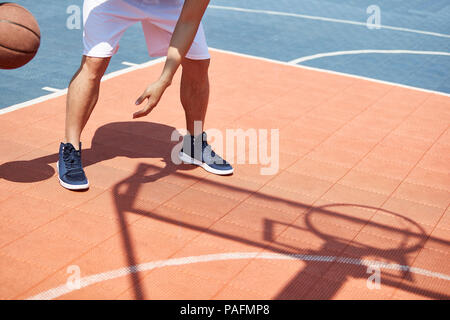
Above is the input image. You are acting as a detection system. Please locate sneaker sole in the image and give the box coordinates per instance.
[56,162,90,190]
[179,152,234,175]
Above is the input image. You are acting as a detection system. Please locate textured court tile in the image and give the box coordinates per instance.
[413,247,450,275]
[231,164,275,184]
[353,154,414,180]
[0,99,62,126]
[170,243,255,284]
[190,173,263,202]
[22,178,105,209]
[218,257,311,300]
[320,134,377,156]
[307,103,364,124]
[0,253,54,299]
[393,250,450,300]
[360,215,429,251]
[63,276,139,300]
[343,231,422,263]
[286,157,348,182]
[0,147,55,194]
[381,133,432,153]
[313,198,378,224]
[213,283,270,300]
[165,187,240,219]
[41,209,124,246]
[339,170,401,195]
[321,183,389,209]
[0,138,33,161]
[393,283,447,300]
[139,204,216,239]
[206,220,276,251]
[437,206,450,230]
[0,193,67,233]
[343,81,391,100]
[129,178,187,205]
[246,184,315,215]
[116,266,226,300]
[83,164,136,190]
[6,125,59,149]
[76,190,157,224]
[220,201,299,238]
[257,99,312,122]
[189,224,265,254]
[281,124,331,146]
[369,143,425,165]
[350,111,402,132]
[335,123,389,143]
[275,213,358,254]
[32,113,66,136]
[0,119,19,136]
[380,196,445,229]
[106,223,189,262]
[267,170,334,199]
[305,277,394,300]
[322,256,406,290]
[391,182,449,209]
[423,227,450,254]
[417,152,450,174]
[295,114,346,134]
[0,226,91,273]
[427,143,450,161]
[0,222,30,249]
[393,117,448,142]
[70,227,191,281]
[306,146,363,169]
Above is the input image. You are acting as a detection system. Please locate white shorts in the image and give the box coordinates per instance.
[82,0,210,59]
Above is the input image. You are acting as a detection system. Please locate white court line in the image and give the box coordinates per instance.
[289,49,450,64]
[27,252,450,300]
[0,57,166,115]
[1,47,449,116]
[122,61,139,67]
[209,47,450,98]
[42,86,62,93]
[209,5,450,39]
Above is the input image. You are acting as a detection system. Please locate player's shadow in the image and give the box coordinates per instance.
[0,121,193,185]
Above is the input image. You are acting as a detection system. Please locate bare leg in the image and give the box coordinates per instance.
[65,55,111,148]
[180,58,210,135]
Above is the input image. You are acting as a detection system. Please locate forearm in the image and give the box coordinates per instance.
[159,22,199,86]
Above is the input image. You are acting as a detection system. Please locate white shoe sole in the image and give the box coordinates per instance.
[179,152,234,175]
[56,161,90,190]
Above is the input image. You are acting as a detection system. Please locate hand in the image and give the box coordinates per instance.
[133,80,169,119]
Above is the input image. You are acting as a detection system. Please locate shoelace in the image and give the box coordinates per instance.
[202,140,216,158]
[63,146,84,175]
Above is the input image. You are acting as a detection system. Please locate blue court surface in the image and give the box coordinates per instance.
[0,0,449,109]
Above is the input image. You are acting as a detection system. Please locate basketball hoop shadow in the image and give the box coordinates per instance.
[263,203,440,299]
[111,162,450,299]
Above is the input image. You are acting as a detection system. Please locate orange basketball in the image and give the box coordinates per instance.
[0,2,40,69]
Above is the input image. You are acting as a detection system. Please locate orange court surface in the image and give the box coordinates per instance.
[0,50,449,300]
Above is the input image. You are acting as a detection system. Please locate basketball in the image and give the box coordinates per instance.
[0,2,40,69]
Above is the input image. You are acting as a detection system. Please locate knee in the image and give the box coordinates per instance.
[80,56,110,82]
[182,58,210,82]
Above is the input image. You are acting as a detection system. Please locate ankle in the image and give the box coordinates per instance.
[63,140,81,151]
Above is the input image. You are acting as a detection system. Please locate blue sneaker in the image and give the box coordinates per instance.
[57,142,89,190]
[179,132,234,175]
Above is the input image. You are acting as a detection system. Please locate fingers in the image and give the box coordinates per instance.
[133,100,157,119]
[135,92,147,106]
